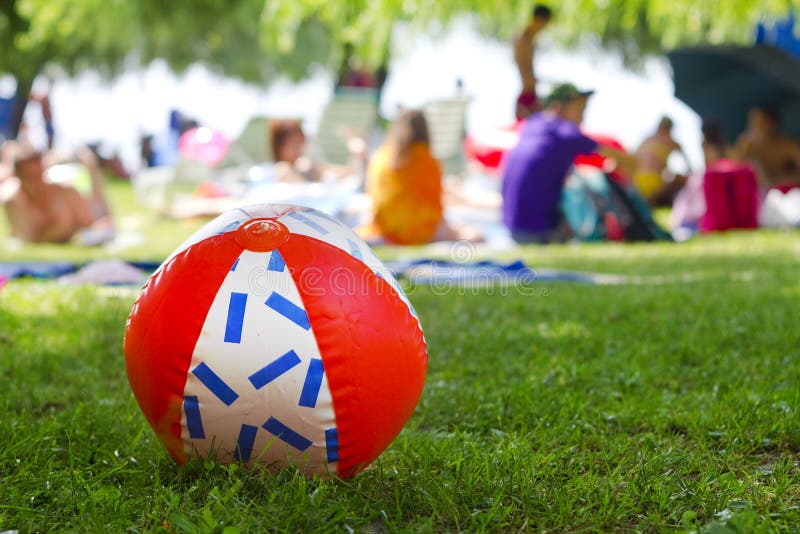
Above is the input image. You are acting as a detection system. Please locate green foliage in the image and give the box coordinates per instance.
[2,0,137,83]
[2,0,794,87]
[263,0,794,68]
[134,0,330,83]
[261,0,396,67]
[0,0,330,87]
[549,0,793,64]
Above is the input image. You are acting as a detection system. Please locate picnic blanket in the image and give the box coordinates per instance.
[1,258,739,288]
[0,259,599,287]
[385,259,598,286]
[0,260,160,285]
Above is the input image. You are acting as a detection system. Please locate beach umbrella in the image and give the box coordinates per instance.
[667,44,800,142]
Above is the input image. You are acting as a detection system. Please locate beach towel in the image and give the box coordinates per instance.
[0,260,161,284]
[385,259,598,286]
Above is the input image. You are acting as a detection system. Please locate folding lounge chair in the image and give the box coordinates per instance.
[313,88,378,166]
[217,116,272,168]
[423,96,470,176]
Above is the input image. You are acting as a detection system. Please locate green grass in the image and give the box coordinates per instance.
[2,182,800,532]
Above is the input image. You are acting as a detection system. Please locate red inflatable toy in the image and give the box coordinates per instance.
[124,204,427,478]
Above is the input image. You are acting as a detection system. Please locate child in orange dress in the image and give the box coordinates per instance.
[363,110,445,245]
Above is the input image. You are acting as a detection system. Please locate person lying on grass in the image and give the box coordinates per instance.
[1,142,114,244]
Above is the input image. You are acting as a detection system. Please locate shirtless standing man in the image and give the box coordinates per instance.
[634,116,690,205]
[2,143,113,243]
[735,106,800,187]
[513,4,552,121]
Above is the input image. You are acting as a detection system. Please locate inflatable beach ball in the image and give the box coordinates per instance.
[124,204,427,478]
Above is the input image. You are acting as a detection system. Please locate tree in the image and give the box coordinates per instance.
[1,0,139,136]
[1,0,794,139]
[260,0,795,68]
[0,0,331,139]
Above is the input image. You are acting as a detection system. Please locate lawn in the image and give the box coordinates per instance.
[1,181,800,532]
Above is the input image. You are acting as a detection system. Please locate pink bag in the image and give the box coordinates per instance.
[700,160,759,232]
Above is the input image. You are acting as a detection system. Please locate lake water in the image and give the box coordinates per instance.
[21,19,702,172]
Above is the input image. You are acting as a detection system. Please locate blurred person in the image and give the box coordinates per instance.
[670,118,728,236]
[513,4,552,120]
[502,83,633,243]
[361,109,479,244]
[633,116,690,206]
[335,43,388,117]
[269,119,359,182]
[87,143,130,180]
[672,117,759,235]
[699,116,761,232]
[269,119,320,182]
[734,106,800,187]
[336,58,375,90]
[701,118,730,167]
[2,144,114,244]
[140,134,156,168]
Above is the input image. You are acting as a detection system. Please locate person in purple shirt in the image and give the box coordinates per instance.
[502,83,628,243]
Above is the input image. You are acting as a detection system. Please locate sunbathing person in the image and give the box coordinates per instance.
[361,110,479,245]
[634,116,690,206]
[269,119,359,182]
[2,144,113,244]
[734,106,800,187]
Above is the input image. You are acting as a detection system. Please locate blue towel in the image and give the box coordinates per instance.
[1,259,597,287]
[0,261,161,282]
[386,259,597,286]
[0,262,78,280]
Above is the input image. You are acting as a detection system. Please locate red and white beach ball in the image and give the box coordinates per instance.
[124,204,427,478]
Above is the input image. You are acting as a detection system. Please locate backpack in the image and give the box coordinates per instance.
[561,165,672,242]
[700,161,759,232]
